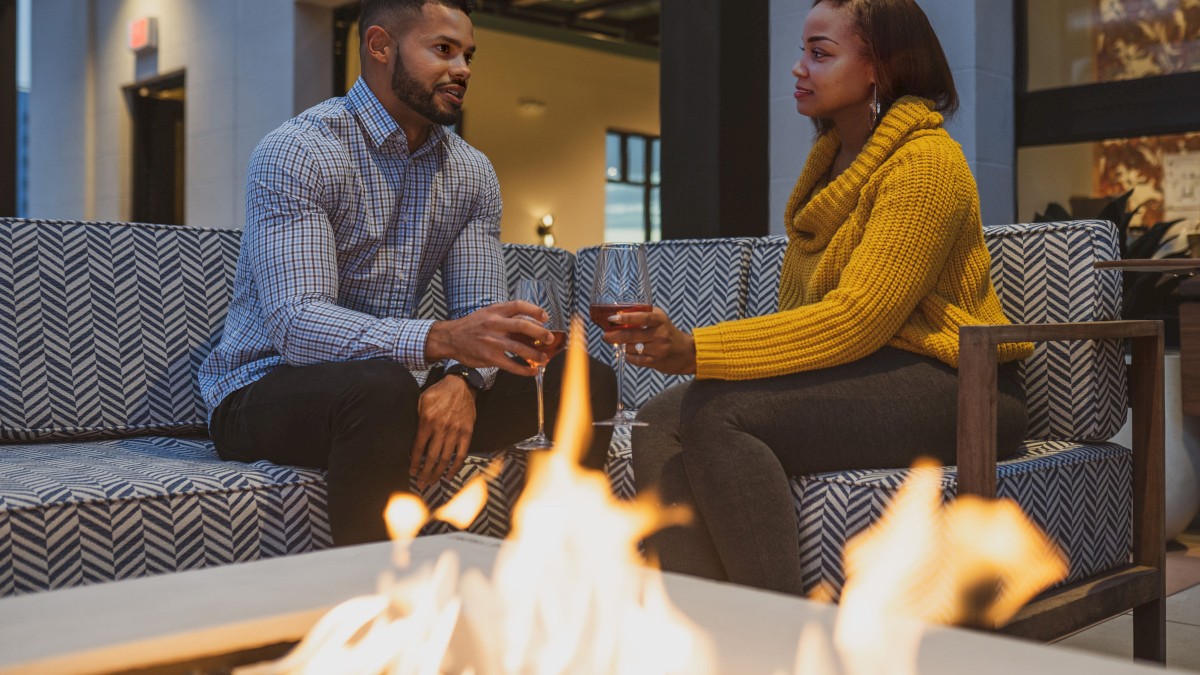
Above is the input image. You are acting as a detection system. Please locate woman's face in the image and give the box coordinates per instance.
[792,1,876,126]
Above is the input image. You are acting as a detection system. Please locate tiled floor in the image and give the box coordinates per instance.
[1057,530,1200,671]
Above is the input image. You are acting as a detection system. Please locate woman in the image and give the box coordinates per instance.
[609,0,1033,596]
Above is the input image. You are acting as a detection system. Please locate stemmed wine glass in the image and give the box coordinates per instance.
[511,279,567,450]
[589,243,653,427]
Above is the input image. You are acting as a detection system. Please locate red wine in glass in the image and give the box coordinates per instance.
[512,279,565,450]
[588,303,653,330]
[589,244,653,428]
[509,330,567,363]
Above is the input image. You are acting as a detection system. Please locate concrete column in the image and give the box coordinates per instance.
[922,0,1017,226]
[27,0,92,220]
[660,0,770,239]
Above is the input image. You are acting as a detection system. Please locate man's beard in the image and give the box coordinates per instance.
[391,55,463,127]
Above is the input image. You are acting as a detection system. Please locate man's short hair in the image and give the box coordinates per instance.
[358,0,476,41]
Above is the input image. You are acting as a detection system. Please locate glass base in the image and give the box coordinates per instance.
[514,435,554,450]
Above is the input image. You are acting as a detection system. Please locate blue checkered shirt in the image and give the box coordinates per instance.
[198,78,505,417]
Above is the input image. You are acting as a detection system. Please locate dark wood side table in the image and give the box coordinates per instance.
[1095,259,1200,415]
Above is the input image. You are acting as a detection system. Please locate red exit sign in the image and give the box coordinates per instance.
[128,17,158,53]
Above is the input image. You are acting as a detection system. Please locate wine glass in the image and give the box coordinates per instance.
[511,279,567,450]
[589,243,653,427]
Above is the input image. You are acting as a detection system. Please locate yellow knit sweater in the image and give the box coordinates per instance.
[693,96,1032,380]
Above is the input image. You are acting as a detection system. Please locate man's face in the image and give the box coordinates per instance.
[389,4,475,127]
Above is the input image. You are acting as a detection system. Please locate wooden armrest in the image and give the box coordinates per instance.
[956,319,1164,576]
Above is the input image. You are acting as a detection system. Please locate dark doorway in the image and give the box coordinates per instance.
[125,71,185,225]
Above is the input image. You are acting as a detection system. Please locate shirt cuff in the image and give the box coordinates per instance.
[397,319,437,370]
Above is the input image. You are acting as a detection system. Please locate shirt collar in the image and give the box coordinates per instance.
[346,77,448,157]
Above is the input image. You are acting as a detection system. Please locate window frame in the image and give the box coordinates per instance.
[1015,0,1200,148]
[605,128,661,242]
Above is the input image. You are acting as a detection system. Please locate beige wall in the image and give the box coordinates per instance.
[465,27,659,251]
[1017,143,1094,223]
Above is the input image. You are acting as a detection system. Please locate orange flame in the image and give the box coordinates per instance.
[826,460,1067,675]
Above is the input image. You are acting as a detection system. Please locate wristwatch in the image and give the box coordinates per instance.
[444,363,486,392]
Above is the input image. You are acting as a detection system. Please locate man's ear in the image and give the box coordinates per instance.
[363,24,394,67]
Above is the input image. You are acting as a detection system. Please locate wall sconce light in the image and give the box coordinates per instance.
[537,214,556,247]
[518,97,547,115]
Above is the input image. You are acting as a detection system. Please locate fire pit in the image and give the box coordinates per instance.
[0,532,1178,675]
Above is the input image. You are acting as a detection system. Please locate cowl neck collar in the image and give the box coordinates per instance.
[783,96,946,251]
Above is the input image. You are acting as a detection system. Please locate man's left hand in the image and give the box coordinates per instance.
[410,375,477,490]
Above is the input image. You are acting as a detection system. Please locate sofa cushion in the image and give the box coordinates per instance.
[984,220,1127,441]
[744,235,788,318]
[0,219,240,442]
[742,222,1128,443]
[0,433,637,596]
[575,239,753,409]
[0,437,330,596]
[792,440,1132,599]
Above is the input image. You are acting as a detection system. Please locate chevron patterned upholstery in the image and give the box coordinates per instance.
[985,221,1127,441]
[0,218,1134,601]
[0,218,238,441]
[0,436,331,596]
[744,235,788,318]
[575,239,753,410]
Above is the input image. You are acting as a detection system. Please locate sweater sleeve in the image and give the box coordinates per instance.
[693,141,973,380]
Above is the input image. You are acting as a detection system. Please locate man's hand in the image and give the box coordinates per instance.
[410,375,477,490]
[425,301,554,376]
[603,306,698,375]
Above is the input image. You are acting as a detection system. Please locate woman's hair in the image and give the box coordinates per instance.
[811,0,958,133]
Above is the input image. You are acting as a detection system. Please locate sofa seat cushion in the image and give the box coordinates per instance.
[606,429,1130,596]
[793,440,1131,598]
[0,437,330,597]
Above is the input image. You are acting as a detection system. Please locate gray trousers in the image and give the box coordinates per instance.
[630,346,1027,595]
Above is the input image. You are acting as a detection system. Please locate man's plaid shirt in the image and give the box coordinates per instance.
[199,78,504,418]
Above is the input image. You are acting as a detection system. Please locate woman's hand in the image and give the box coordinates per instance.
[601,306,697,375]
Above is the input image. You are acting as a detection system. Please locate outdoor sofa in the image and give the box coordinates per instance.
[0,217,1163,656]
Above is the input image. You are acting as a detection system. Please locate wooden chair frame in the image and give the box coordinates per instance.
[957,321,1166,662]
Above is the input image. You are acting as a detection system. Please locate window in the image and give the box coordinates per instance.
[605,130,661,243]
[1016,0,1200,225]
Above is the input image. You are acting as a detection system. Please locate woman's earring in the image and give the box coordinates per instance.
[869,85,881,128]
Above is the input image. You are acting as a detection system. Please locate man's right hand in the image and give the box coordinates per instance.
[425,301,557,376]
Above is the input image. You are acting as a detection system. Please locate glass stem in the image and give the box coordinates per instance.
[535,366,547,439]
[614,343,627,418]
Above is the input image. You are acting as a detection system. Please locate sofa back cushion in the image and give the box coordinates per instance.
[576,239,752,409]
[742,221,1128,442]
[0,219,240,441]
[984,220,1127,441]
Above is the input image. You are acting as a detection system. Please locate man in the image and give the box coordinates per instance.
[198,0,616,546]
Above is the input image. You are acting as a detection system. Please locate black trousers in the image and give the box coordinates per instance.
[631,347,1027,595]
[210,356,617,546]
